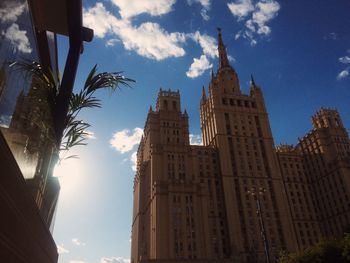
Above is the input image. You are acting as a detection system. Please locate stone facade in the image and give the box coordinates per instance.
[277,108,350,250]
[131,31,350,263]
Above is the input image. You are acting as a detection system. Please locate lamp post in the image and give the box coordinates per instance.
[247,187,271,263]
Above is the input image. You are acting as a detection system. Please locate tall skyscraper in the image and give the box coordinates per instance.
[131,30,350,263]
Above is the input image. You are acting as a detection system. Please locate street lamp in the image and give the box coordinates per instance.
[247,187,271,263]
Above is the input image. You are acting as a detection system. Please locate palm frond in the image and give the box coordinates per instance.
[69,91,102,113]
[61,68,135,156]
[12,61,135,162]
[61,120,91,151]
[47,67,60,95]
[84,70,135,94]
[63,120,90,138]
[84,64,98,90]
[62,154,79,160]
[9,60,59,103]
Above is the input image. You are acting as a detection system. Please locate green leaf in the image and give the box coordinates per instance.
[12,61,135,161]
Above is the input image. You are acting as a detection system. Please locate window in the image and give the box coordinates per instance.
[0,2,57,180]
[173,100,177,110]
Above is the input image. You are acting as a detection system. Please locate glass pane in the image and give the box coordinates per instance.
[0,0,56,179]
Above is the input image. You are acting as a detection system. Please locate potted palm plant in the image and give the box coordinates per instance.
[10,61,134,225]
[12,61,134,158]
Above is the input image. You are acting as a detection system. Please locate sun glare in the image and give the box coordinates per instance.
[53,158,86,199]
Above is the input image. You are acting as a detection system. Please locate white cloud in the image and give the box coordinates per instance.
[111,0,176,19]
[83,2,223,76]
[72,238,86,246]
[106,38,120,47]
[101,257,130,263]
[118,22,186,60]
[228,0,254,20]
[324,32,337,40]
[188,31,217,58]
[130,152,137,172]
[235,32,241,40]
[192,0,210,9]
[187,0,211,20]
[251,0,280,35]
[201,9,210,21]
[229,0,280,45]
[83,3,186,60]
[228,55,236,62]
[70,261,87,263]
[250,38,257,46]
[186,31,219,78]
[2,23,32,53]
[245,19,256,32]
[189,134,203,145]
[337,51,350,80]
[337,68,349,80]
[235,29,257,46]
[0,2,26,23]
[186,55,212,78]
[57,244,69,254]
[83,3,121,38]
[339,56,350,64]
[110,128,143,154]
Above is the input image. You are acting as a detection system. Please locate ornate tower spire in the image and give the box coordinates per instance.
[250,74,261,94]
[217,28,230,69]
[201,86,207,101]
[250,74,256,87]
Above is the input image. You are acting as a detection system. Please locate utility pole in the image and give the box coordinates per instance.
[247,187,271,263]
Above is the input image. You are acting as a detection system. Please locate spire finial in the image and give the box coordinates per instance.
[217,27,230,69]
[250,74,256,86]
[201,86,207,100]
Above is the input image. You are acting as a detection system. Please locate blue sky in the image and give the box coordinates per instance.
[53,1,350,263]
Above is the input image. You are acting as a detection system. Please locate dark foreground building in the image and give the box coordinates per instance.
[131,30,350,263]
[0,0,92,262]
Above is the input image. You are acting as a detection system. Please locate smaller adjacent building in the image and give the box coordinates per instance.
[277,108,350,249]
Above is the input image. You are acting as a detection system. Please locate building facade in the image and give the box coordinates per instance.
[277,108,350,250]
[131,30,350,263]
